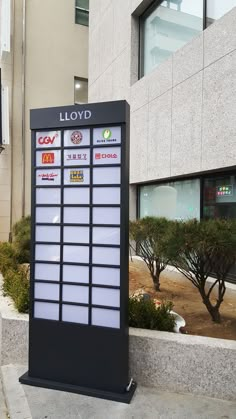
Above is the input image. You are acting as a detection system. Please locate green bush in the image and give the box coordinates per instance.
[0,216,31,313]
[129,298,175,332]
[13,216,31,263]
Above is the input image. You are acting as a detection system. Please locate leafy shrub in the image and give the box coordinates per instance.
[129,298,175,332]
[0,216,31,313]
[13,216,31,263]
[130,217,173,291]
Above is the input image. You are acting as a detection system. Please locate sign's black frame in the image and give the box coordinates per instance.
[20,101,136,403]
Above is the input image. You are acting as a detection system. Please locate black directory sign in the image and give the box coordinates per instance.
[19,101,136,403]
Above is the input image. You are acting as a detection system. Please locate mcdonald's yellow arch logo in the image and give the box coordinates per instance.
[42,153,55,164]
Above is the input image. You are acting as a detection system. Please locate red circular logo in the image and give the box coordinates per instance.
[71,131,83,144]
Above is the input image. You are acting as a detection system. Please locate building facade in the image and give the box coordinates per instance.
[88,1,236,228]
[0,0,89,241]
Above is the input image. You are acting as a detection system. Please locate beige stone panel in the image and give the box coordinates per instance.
[171,72,203,177]
[89,25,101,85]
[98,65,113,102]
[113,48,131,102]
[173,33,203,87]
[0,217,10,233]
[99,6,114,75]
[130,104,148,183]
[0,186,10,202]
[202,51,236,171]
[204,7,236,68]
[130,75,149,112]
[0,232,9,241]
[0,201,10,217]
[113,0,132,58]
[88,81,101,103]
[147,90,172,181]
[148,56,173,102]
[0,169,10,185]
[89,0,101,32]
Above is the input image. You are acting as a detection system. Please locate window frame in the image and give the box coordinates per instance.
[75,0,89,26]
[139,0,207,79]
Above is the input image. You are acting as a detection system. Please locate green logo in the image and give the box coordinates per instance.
[102,129,112,140]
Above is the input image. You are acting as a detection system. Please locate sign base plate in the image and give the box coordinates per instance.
[19,372,137,404]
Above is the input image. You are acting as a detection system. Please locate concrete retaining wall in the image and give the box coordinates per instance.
[1,314,236,401]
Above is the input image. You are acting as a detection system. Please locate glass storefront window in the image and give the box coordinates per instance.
[206,0,236,27]
[203,175,236,219]
[141,0,203,76]
[140,179,200,220]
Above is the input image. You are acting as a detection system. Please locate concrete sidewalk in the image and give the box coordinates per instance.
[0,375,8,418]
[1,365,236,419]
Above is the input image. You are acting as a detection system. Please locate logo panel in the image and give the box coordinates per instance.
[93,127,121,145]
[36,131,61,148]
[93,147,121,165]
[36,169,61,186]
[64,129,90,147]
[64,149,90,166]
[42,153,55,164]
[70,170,84,183]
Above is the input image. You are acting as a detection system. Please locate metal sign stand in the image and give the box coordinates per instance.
[19,101,136,403]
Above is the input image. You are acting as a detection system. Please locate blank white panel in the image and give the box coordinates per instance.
[92,267,120,286]
[34,302,59,321]
[93,207,120,225]
[63,285,89,304]
[36,207,61,224]
[92,288,120,308]
[62,305,88,324]
[93,188,120,205]
[92,247,120,265]
[93,227,120,245]
[92,308,120,329]
[64,168,90,185]
[93,147,121,165]
[36,188,60,205]
[63,245,89,263]
[63,265,89,283]
[34,283,59,301]
[64,188,89,204]
[36,226,60,243]
[35,263,60,282]
[64,227,89,244]
[36,150,61,167]
[93,167,120,185]
[64,207,89,224]
[35,245,60,262]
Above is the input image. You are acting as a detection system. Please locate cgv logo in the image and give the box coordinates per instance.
[38,133,58,145]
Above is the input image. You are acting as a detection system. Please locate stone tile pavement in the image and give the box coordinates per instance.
[1,364,236,419]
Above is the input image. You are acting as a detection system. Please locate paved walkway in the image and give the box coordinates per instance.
[1,364,236,419]
[0,376,8,418]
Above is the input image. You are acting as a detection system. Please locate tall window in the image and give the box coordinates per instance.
[75,0,89,26]
[139,179,200,221]
[206,0,236,27]
[140,0,204,77]
[74,77,88,104]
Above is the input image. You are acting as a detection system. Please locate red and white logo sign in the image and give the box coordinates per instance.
[95,153,117,160]
[71,131,83,144]
[42,153,55,164]
[36,131,60,148]
[38,133,58,145]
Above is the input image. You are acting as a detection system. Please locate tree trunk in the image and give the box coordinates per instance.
[152,268,161,291]
[202,298,221,323]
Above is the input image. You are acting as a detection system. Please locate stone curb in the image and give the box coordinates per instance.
[1,365,32,419]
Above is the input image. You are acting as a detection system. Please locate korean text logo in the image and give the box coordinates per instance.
[38,133,58,145]
[71,131,83,145]
[66,153,87,161]
[95,153,117,160]
[42,153,55,164]
[96,128,117,144]
[70,170,84,183]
